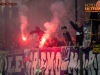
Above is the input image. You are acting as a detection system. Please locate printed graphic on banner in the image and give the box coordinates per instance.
[5,52,24,75]
[4,47,74,75]
[23,49,36,75]
[4,47,100,75]
[61,47,70,61]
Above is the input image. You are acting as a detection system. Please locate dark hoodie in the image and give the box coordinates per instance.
[70,21,84,46]
[30,27,45,40]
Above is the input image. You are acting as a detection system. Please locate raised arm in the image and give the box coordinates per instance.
[67,18,78,31]
[69,21,78,31]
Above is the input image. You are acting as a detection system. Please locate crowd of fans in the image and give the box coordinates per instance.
[0,0,99,51]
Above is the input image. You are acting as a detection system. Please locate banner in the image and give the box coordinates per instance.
[0,51,7,74]
[4,47,100,75]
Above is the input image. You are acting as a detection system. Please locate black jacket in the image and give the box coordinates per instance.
[70,21,84,46]
[63,31,73,46]
[30,29,45,40]
[90,12,100,42]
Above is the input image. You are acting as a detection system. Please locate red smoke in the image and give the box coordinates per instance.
[14,0,28,43]
[20,15,28,42]
[39,1,66,48]
[39,19,60,48]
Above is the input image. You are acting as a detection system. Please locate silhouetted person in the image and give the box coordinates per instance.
[92,24,100,44]
[68,19,84,46]
[90,1,100,44]
[29,26,45,41]
[61,26,73,46]
[90,12,100,44]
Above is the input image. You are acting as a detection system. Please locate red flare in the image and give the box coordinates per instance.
[41,38,46,45]
[22,36,27,41]
[39,37,46,48]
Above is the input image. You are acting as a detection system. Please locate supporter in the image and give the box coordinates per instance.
[68,18,84,46]
[61,26,73,46]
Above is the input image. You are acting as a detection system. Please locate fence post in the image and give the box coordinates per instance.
[79,46,83,75]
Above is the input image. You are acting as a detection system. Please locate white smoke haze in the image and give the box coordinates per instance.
[12,0,28,38]
[50,1,66,19]
[39,1,66,48]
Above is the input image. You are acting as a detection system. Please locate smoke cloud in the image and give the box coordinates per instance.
[12,0,28,39]
[39,1,66,48]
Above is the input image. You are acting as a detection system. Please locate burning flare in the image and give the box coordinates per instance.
[14,0,29,43]
[39,37,46,48]
[22,35,27,41]
[39,1,66,48]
